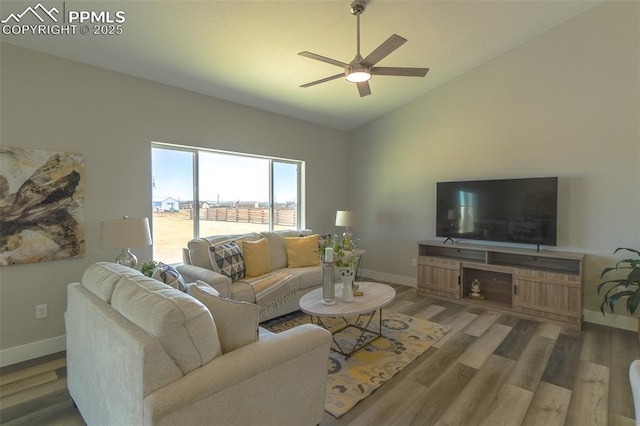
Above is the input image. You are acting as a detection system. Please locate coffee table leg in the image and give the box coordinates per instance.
[309,310,386,359]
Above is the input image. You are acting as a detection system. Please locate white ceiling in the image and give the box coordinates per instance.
[1,0,602,130]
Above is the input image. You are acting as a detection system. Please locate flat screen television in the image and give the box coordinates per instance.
[436,177,558,247]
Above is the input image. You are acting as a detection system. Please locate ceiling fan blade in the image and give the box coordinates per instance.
[361,34,407,67]
[300,73,344,88]
[372,67,430,77]
[356,81,371,97]
[298,51,349,69]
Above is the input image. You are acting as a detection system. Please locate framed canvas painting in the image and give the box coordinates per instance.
[0,147,85,266]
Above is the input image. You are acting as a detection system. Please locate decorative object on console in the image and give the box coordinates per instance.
[99,215,152,268]
[469,278,484,299]
[0,146,85,266]
[335,210,357,250]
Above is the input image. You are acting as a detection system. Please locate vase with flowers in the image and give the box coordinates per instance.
[333,236,357,302]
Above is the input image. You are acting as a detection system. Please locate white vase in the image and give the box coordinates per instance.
[339,267,354,303]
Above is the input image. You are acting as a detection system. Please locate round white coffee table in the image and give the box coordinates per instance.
[299,281,396,357]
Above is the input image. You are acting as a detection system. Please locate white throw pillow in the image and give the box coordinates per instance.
[188,281,259,353]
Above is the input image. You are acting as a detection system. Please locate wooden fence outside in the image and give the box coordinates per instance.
[191,208,297,226]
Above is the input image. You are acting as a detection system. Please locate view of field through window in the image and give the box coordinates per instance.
[151,146,300,263]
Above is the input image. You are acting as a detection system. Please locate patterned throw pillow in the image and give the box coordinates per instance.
[209,241,245,282]
[152,262,188,292]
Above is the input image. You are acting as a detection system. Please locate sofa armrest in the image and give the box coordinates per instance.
[144,324,331,426]
[176,264,232,297]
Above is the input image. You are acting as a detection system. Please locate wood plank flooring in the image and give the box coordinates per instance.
[1,284,638,425]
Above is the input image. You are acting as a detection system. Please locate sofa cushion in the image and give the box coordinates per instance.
[82,262,143,303]
[275,265,323,290]
[189,281,259,353]
[260,232,288,270]
[111,274,222,375]
[243,238,272,277]
[260,230,313,270]
[285,234,320,268]
[152,262,188,292]
[209,241,245,282]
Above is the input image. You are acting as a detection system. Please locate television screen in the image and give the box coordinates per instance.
[436,177,558,246]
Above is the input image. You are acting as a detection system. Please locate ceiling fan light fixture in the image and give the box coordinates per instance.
[345,67,371,83]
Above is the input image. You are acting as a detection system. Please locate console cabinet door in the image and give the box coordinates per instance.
[417,257,460,298]
[512,269,581,326]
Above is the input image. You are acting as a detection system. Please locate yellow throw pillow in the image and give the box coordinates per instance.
[284,234,320,268]
[243,238,271,278]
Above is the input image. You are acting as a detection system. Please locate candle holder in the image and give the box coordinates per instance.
[322,261,336,305]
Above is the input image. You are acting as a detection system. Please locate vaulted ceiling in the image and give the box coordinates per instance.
[2,0,602,130]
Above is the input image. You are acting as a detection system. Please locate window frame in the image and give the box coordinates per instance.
[151,142,303,243]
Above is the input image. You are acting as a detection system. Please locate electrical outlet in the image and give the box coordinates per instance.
[36,304,48,320]
[411,258,417,266]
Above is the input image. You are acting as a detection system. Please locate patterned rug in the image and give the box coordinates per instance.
[262,310,451,418]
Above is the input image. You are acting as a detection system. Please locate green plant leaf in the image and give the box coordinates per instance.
[598,247,640,316]
[614,247,640,257]
[597,279,627,294]
[628,292,640,315]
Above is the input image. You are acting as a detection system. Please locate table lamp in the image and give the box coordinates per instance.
[100,215,152,268]
[335,210,356,250]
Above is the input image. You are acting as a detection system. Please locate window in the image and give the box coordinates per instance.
[151,143,302,263]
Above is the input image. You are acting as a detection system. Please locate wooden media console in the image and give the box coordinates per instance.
[417,240,584,329]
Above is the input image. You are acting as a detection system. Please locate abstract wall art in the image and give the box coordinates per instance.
[0,147,85,266]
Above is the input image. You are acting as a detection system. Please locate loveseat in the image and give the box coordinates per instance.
[66,262,331,426]
[177,229,327,321]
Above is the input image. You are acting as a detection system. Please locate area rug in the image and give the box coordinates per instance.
[262,310,451,418]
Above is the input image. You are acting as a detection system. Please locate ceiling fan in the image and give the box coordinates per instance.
[298,0,429,97]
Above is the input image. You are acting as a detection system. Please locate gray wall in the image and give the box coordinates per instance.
[1,0,638,364]
[0,43,349,362]
[349,1,640,328]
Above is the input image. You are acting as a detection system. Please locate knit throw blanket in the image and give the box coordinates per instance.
[242,272,298,318]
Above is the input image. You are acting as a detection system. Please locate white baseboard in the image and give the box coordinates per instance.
[0,335,66,368]
[361,269,416,287]
[583,309,637,332]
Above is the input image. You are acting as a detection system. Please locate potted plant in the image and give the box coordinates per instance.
[333,237,357,269]
[597,247,640,315]
[140,260,158,277]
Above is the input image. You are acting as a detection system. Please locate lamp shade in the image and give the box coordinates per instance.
[335,211,357,227]
[100,216,152,249]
